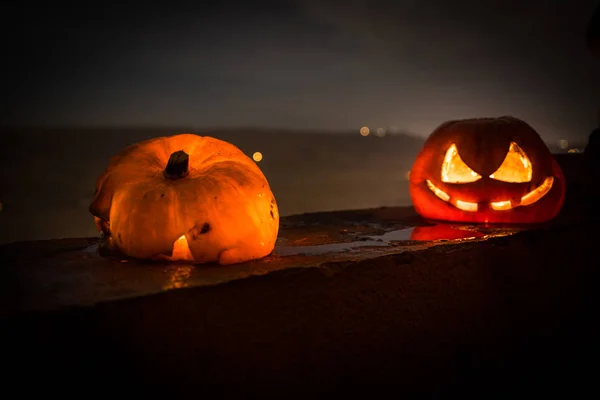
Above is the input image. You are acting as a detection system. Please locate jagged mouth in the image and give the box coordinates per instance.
[425,176,554,212]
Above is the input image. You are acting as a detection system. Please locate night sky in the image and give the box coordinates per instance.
[3,0,600,142]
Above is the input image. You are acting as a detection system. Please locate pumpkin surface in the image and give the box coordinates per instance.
[409,116,565,224]
[90,134,279,265]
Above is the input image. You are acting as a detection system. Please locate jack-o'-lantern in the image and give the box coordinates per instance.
[409,116,565,224]
[89,134,279,265]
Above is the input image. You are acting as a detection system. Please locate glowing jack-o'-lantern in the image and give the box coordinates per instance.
[89,134,279,265]
[409,116,566,224]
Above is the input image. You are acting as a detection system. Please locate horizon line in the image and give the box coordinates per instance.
[0,124,423,136]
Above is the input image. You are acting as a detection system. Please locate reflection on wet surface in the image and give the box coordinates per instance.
[369,227,416,242]
[274,223,517,257]
[275,240,390,256]
[82,243,100,253]
[274,227,416,256]
[164,265,194,290]
[410,224,486,241]
[1,207,528,315]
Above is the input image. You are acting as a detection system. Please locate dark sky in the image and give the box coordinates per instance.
[3,0,599,142]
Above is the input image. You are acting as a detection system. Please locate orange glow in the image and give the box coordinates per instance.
[410,116,565,224]
[89,134,280,265]
[360,126,370,136]
[426,179,450,201]
[521,176,554,206]
[490,200,512,210]
[489,142,532,183]
[171,235,194,261]
[410,224,485,241]
[426,176,554,212]
[252,151,263,162]
[164,265,193,290]
[455,200,478,212]
[441,144,482,183]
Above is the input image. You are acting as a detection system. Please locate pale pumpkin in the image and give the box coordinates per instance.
[90,134,279,265]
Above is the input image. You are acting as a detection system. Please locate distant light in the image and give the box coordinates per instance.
[375,128,386,137]
[360,126,370,136]
[252,151,263,162]
[568,148,582,153]
[558,139,569,150]
[404,170,411,180]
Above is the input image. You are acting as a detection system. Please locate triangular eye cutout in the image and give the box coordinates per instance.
[489,142,532,183]
[441,144,482,183]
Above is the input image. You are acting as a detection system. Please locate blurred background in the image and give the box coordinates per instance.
[1,0,598,243]
[0,127,585,244]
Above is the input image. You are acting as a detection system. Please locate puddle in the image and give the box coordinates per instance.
[273,224,498,257]
[275,227,417,256]
[82,243,99,253]
[274,240,390,256]
[82,224,513,259]
[366,227,415,242]
[410,225,485,241]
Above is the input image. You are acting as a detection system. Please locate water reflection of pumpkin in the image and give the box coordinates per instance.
[410,224,485,241]
[164,265,193,290]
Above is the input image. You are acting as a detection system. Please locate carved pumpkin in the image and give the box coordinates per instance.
[409,116,566,224]
[89,134,280,265]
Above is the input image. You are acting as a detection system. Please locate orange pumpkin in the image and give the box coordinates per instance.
[409,116,566,224]
[90,134,279,265]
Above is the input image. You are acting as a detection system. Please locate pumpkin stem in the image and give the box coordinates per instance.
[164,150,189,179]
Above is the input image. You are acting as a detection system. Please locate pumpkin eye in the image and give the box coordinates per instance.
[489,142,532,183]
[441,144,482,183]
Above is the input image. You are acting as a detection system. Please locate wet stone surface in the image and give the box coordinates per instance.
[0,206,527,317]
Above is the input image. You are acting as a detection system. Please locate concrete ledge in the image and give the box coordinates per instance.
[2,153,598,396]
[1,206,521,317]
[2,219,598,396]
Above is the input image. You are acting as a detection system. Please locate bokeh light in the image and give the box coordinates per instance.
[252,151,263,162]
[359,126,370,136]
[375,128,386,137]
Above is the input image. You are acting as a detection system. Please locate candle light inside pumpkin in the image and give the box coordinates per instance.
[171,235,194,261]
[409,116,565,224]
